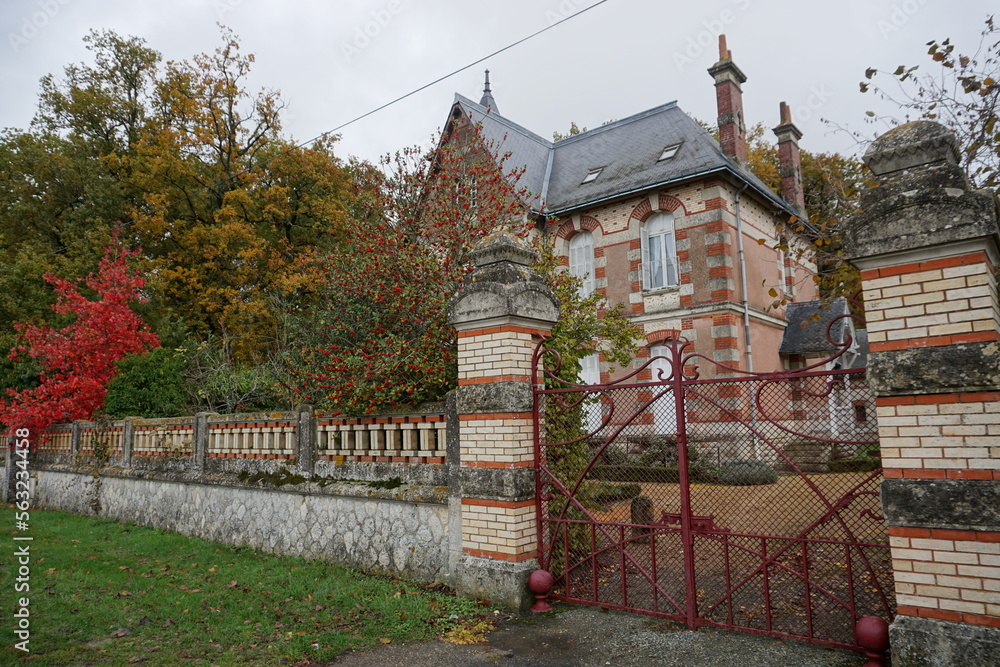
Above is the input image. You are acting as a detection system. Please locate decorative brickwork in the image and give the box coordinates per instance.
[863,252,999,352]
[457,328,536,384]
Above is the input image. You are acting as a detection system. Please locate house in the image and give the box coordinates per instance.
[441,36,820,384]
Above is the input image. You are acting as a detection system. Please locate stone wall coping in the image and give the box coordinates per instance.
[30,462,448,505]
[39,403,451,434]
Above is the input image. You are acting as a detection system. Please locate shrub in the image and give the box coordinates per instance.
[591,465,681,484]
[585,481,642,504]
[828,459,880,473]
[716,459,778,486]
[829,440,881,473]
[103,347,187,418]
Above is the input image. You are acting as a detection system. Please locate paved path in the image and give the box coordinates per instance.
[332,605,865,666]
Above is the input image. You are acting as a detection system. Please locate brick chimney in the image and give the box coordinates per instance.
[707,35,748,164]
[772,101,806,217]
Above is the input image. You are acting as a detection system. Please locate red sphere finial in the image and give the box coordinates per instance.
[855,616,890,666]
[528,569,554,613]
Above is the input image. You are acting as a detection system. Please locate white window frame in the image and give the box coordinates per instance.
[568,231,595,296]
[579,352,602,432]
[641,212,679,291]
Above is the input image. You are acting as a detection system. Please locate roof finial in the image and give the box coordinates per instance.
[480,69,499,113]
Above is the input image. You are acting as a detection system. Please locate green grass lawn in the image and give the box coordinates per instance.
[1,506,487,665]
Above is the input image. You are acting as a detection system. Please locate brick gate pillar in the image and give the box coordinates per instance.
[447,232,559,610]
[843,121,1000,664]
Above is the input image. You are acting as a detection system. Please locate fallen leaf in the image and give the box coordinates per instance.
[379,638,391,644]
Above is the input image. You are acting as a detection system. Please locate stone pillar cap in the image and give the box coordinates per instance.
[863,121,961,176]
[467,230,537,268]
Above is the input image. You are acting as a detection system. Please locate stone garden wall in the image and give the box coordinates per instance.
[14,403,462,586]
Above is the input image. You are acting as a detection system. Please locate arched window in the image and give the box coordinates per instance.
[568,231,595,295]
[641,212,678,290]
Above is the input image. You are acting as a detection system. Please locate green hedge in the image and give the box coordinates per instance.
[828,459,880,473]
[586,481,643,504]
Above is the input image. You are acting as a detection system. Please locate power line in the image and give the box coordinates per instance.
[0,0,613,280]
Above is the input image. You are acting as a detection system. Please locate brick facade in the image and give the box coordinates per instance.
[553,182,816,377]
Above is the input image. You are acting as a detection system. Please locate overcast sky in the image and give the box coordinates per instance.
[1,0,995,164]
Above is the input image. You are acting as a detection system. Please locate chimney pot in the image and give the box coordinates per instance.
[780,101,792,125]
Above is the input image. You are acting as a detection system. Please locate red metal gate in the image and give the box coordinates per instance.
[532,337,894,651]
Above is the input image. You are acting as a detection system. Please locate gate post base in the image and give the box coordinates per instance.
[457,554,536,612]
[889,615,1000,666]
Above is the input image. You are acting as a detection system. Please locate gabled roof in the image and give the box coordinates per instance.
[447,93,799,219]
[779,297,855,356]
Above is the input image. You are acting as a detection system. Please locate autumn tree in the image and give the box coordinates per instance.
[0,31,159,330]
[860,15,999,191]
[1,28,354,411]
[285,123,532,415]
[130,29,351,362]
[0,241,159,437]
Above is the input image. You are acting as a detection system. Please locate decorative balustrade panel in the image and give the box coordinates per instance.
[77,425,125,457]
[317,415,448,463]
[133,422,195,457]
[36,426,73,455]
[207,418,297,459]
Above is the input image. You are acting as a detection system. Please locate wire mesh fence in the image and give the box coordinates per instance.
[535,345,893,650]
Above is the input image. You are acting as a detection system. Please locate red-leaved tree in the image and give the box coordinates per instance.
[285,122,533,415]
[1,241,159,439]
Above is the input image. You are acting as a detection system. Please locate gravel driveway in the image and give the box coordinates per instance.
[332,605,865,666]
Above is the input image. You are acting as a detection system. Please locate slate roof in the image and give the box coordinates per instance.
[448,93,800,219]
[778,297,854,356]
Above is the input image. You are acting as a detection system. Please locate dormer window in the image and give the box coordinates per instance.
[658,143,682,161]
[581,167,603,184]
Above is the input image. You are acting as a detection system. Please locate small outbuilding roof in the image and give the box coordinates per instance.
[779,297,855,357]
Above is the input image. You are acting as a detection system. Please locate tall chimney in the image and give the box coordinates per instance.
[707,35,748,164]
[773,101,806,217]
